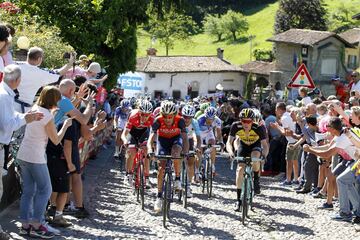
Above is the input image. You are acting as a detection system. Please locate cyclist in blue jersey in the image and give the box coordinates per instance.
[114,99,131,157]
[197,107,223,175]
[182,105,202,196]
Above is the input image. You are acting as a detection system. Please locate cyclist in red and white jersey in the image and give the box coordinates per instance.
[121,100,154,187]
[147,101,189,213]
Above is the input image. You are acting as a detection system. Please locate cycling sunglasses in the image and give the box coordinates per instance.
[163,114,175,119]
[183,116,192,120]
[241,119,253,124]
[140,113,151,117]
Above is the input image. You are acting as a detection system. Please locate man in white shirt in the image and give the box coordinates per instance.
[0,64,43,238]
[350,71,360,95]
[15,47,75,113]
[271,102,300,185]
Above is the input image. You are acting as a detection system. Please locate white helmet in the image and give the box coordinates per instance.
[204,107,216,119]
[253,108,262,124]
[139,100,153,113]
[182,105,196,117]
[161,101,177,115]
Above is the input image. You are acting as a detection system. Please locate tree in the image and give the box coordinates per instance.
[329,3,360,33]
[222,10,248,41]
[253,49,274,62]
[0,8,73,68]
[148,8,197,56]
[275,0,327,34]
[17,0,148,88]
[244,73,254,100]
[203,14,224,41]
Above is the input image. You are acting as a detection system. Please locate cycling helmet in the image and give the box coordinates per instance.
[239,108,255,119]
[182,105,196,117]
[204,106,216,119]
[252,109,262,124]
[139,100,153,113]
[161,101,177,115]
[200,102,210,112]
[153,106,161,118]
[119,99,131,109]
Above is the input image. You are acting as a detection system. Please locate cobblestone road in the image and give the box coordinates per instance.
[2,143,360,239]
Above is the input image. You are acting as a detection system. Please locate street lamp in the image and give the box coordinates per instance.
[15,36,30,61]
[17,36,30,50]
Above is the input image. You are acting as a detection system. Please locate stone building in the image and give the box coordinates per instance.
[267,29,354,95]
[339,28,360,70]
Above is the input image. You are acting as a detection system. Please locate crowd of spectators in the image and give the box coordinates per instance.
[0,22,122,239]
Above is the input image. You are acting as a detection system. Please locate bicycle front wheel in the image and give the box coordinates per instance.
[182,162,188,208]
[206,159,213,198]
[140,163,145,210]
[242,174,249,225]
[163,172,171,227]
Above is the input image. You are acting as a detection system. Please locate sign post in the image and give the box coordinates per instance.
[288,63,315,89]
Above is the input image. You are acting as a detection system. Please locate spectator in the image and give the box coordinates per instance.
[0,64,44,239]
[299,87,312,106]
[271,102,299,185]
[0,24,9,78]
[303,117,360,223]
[15,47,76,113]
[350,71,360,96]
[331,75,348,103]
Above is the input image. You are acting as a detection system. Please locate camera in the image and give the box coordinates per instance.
[308,88,321,97]
[63,52,71,59]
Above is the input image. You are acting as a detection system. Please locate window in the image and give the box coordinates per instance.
[348,55,358,69]
[321,58,337,75]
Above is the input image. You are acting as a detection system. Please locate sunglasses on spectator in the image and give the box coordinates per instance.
[241,119,253,124]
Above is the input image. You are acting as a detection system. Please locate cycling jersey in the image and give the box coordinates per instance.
[151,115,186,139]
[115,106,131,129]
[194,110,204,119]
[229,121,266,146]
[197,114,222,133]
[126,109,154,131]
[186,119,201,139]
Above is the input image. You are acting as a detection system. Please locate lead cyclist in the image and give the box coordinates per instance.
[226,108,269,211]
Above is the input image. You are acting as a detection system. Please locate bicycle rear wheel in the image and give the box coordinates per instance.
[242,175,249,225]
[140,163,145,210]
[206,159,213,198]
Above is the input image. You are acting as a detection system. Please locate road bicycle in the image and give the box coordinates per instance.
[230,156,262,225]
[200,144,221,198]
[128,142,147,210]
[153,154,183,228]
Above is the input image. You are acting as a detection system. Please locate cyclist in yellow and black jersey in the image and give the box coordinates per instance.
[226,108,269,211]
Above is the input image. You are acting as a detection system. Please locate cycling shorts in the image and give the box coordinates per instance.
[128,128,149,145]
[189,138,194,151]
[117,118,127,130]
[157,135,183,155]
[200,131,215,145]
[237,142,262,158]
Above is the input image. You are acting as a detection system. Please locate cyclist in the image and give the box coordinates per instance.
[121,100,154,187]
[197,106,223,175]
[147,101,189,213]
[195,102,210,119]
[114,99,131,158]
[182,104,202,196]
[226,108,269,211]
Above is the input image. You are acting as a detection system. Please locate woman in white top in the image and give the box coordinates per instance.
[17,86,72,238]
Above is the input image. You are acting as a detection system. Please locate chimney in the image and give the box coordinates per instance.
[147,48,157,56]
[217,48,224,59]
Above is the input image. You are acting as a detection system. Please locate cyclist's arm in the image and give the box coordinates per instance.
[121,128,130,144]
[226,135,235,157]
[114,116,119,129]
[147,132,156,153]
[215,127,223,143]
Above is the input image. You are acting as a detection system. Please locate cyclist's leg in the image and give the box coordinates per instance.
[156,138,171,197]
[115,128,123,156]
[207,131,216,167]
[251,147,262,194]
[125,134,137,184]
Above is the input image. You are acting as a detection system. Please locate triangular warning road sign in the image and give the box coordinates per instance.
[288,63,315,88]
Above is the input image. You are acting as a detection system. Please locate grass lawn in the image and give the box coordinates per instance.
[137,0,360,65]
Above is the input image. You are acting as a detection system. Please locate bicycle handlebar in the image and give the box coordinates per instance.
[230,156,263,170]
[154,155,184,160]
[201,144,222,151]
